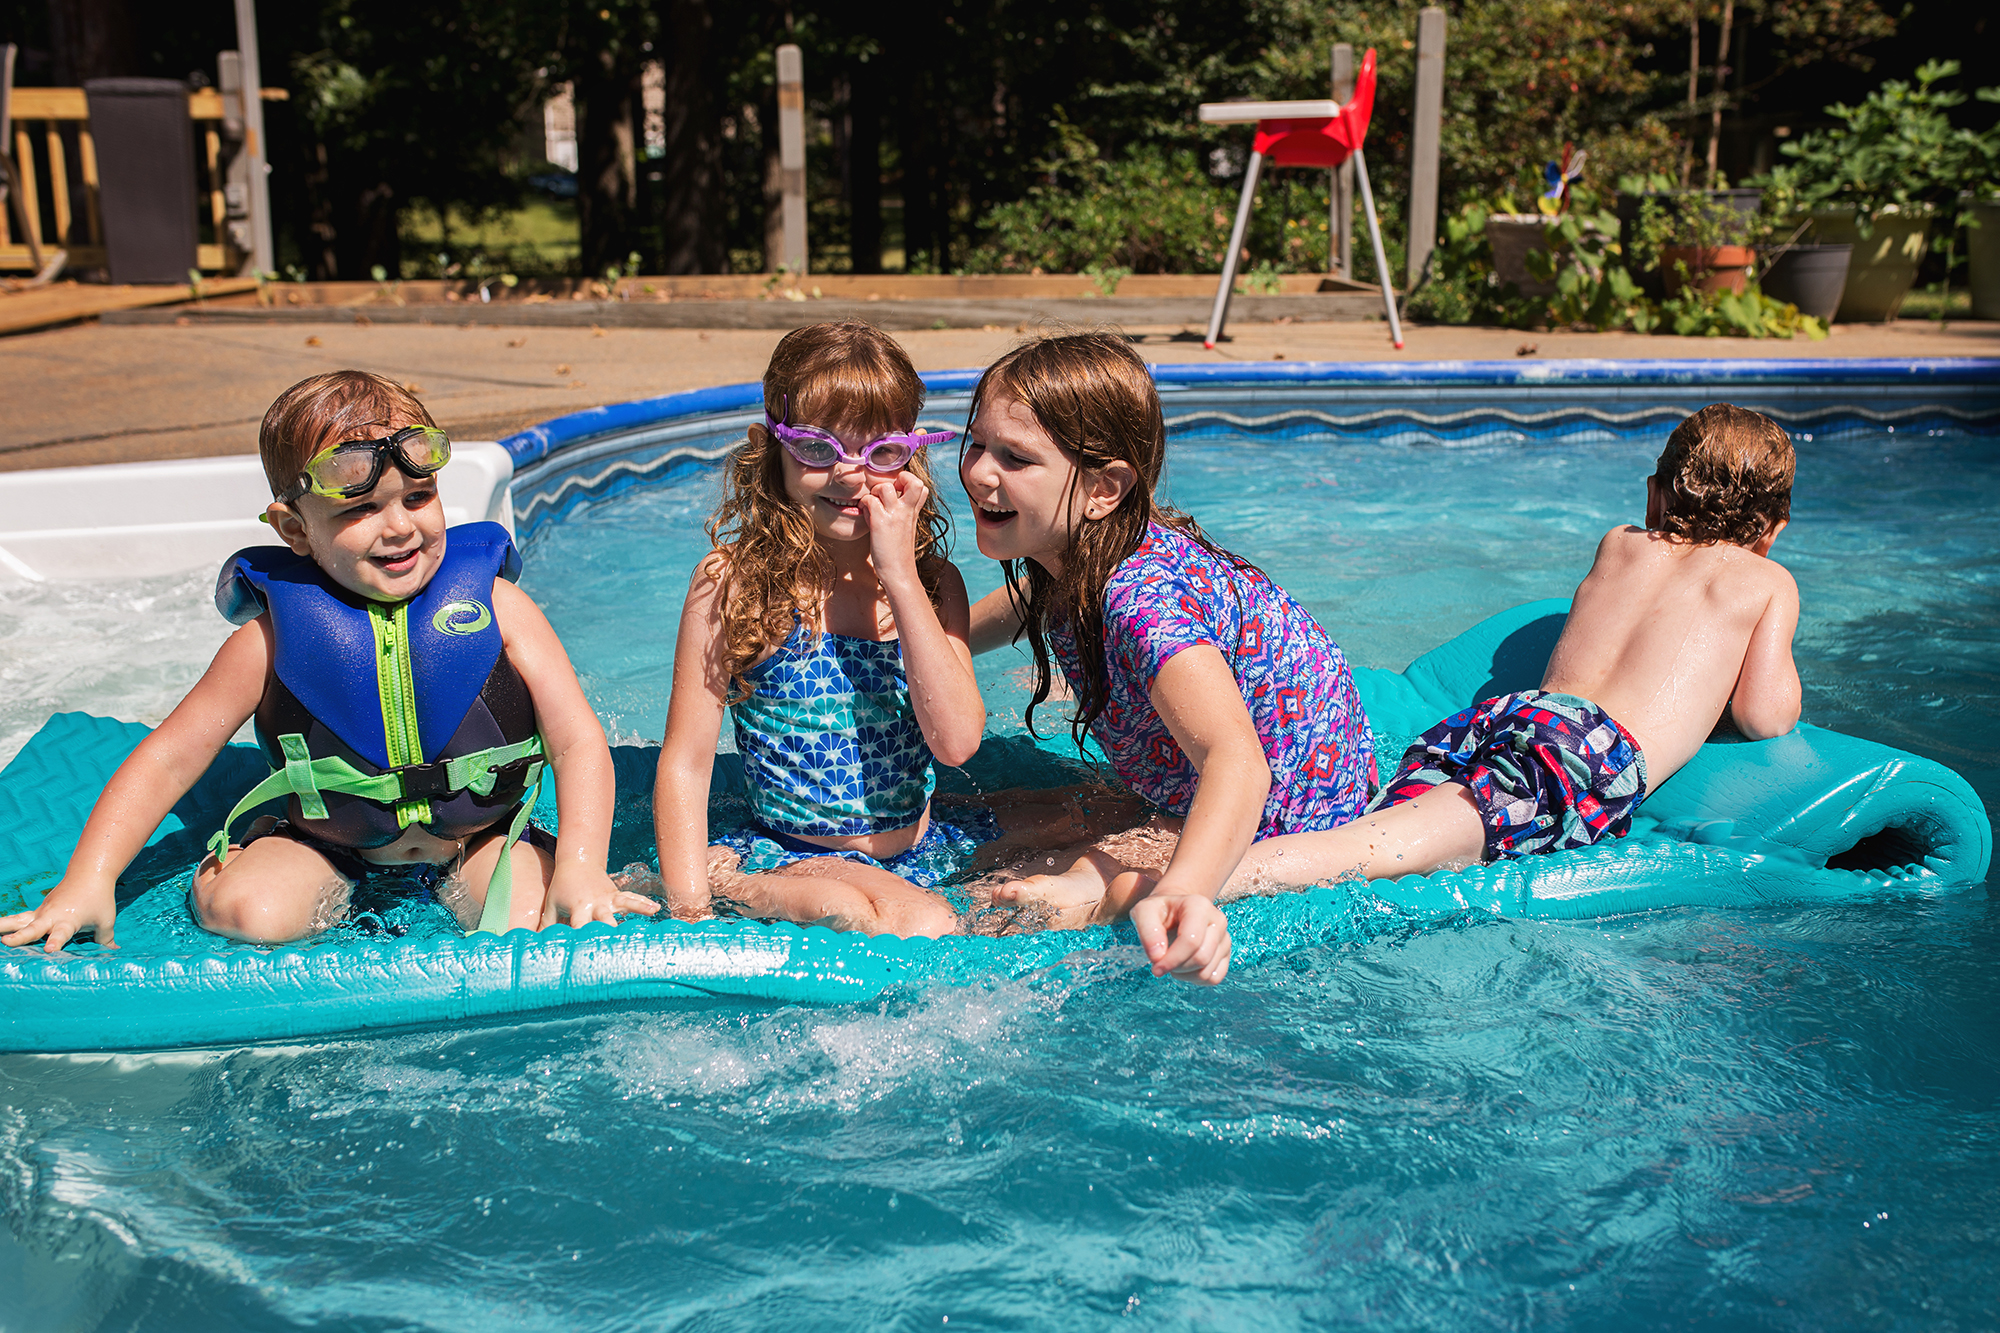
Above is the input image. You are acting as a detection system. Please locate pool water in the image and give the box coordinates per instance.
[2,422,1996,1330]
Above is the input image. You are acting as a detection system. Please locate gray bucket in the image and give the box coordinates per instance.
[1760,244,1853,323]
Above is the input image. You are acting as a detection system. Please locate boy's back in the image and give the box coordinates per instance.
[1545,518,1800,787]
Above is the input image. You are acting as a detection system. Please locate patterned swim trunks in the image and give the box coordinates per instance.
[1371,690,1647,860]
[712,803,1005,889]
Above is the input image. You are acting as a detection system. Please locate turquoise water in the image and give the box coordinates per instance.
[2,422,1996,1329]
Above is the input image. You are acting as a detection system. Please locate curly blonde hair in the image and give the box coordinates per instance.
[707,322,950,701]
[1653,403,1795,547]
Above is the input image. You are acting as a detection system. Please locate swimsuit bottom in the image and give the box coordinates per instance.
[1370,690,1647,861]
[236,816,559,892]
[712,803,1005,890]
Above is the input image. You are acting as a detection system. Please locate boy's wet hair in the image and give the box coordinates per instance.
[259,371,437,498]
[1653,403,1794,547]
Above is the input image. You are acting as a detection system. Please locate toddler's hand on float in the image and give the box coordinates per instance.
[0,876,118,953]
[859,471,928,581]
[545,864,661,929]
[1130,893,1231,985]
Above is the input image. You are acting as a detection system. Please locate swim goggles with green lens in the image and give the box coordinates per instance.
[275,426,453,504]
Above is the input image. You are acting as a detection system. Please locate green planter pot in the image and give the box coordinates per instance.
[1810,208,1931,322]
[1969,199,2000,321]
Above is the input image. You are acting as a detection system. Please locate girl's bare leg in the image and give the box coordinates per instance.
[974,813,1184,929]
[711,852,960,938]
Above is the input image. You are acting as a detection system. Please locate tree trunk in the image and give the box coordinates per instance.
[762,80,783,272]
[577,48,641,277]
[46,0,137,84]
[658,0,724,273]
[847,65,881,275]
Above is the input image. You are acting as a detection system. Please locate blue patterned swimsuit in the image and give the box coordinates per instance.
[716,621,997,888]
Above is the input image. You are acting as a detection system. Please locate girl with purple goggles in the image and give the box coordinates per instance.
[765,398,956,474]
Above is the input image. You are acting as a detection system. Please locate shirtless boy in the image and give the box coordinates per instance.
[1230,401,1802,889]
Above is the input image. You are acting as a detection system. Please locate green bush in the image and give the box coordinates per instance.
[959,121,1346,277]
[1408,188,1824,340]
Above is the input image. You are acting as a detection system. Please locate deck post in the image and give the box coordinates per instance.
[775,44,807,275]
[1406,7,1446,290]
[1330,43,1353,280]
[231,0,274,275]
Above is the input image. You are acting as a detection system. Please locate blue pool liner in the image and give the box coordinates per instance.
[0,599,1986,1054]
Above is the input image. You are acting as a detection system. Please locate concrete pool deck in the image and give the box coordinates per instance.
[1,315,1994,471]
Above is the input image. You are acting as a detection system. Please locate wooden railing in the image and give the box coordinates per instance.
[2,87,283,274]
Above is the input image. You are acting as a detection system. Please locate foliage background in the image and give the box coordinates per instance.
[2,0,1987,281]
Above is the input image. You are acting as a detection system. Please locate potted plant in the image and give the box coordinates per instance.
[1758,60,2000,322]
[1616,175,1762,299]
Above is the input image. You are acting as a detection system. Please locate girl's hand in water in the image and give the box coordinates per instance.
[1131,893,1232,985]
[858,470,929,584]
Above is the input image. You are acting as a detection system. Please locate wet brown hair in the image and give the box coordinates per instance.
[969,332,1252,745]
[708,322,949,700]
[1653,403,1795,547]
[258,370,436,497]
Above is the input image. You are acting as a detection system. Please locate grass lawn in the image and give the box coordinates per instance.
[400,200,581,277]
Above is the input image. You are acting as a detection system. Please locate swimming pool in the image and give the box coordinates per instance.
[1,360,1996,1329]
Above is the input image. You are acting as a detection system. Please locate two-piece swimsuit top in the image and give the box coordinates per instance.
[730,620,935,837]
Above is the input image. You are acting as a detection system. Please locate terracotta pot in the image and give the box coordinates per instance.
[1660,244,1755,297]
[1809,208,1931,322]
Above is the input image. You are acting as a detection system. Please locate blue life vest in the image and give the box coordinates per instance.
[213,522,543,850]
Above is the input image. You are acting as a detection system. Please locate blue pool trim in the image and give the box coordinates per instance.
[498,358,2000,467]
[496,357,2000,538]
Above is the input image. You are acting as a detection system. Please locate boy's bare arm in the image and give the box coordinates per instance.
[492,580,658,926]
[0,619,271,952]
[1727,567,1803,741]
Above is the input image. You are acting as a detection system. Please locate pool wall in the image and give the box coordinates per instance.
[500,357,2000,538]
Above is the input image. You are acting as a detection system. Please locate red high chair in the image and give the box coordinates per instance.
[1197,48,1401,348]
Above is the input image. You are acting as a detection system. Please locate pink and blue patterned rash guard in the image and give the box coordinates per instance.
[1048,521,1377,838]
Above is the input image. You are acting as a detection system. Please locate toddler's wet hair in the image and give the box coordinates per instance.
[259,371,436,499]
[1652,403,1794,547]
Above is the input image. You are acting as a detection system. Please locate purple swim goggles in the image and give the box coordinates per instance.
[764,398,957,474]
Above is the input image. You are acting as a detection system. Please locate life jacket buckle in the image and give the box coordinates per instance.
[394,759,455,800]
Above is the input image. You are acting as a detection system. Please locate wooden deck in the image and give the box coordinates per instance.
[0,277,259,336]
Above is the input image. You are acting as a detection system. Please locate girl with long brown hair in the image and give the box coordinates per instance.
[651,323,988,937]
[961,334,1377,982]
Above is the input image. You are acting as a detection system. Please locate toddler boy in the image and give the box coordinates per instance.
[1,371,656,952]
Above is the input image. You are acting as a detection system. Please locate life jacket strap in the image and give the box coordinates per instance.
[472,761,547,936]
[206,732,548,872]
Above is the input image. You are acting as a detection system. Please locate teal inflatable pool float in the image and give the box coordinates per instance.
[0,600,1986,1053]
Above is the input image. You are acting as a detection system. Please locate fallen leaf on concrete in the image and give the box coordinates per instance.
[591,325,607,337]
[506,336,526,348]
[403,382,424,394]
[567,380,586,389]
[1516,342,1538,356]
[304,336,322,347]
[555,363,572,376]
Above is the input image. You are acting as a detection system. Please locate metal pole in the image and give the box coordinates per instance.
[1330,43,1353,280]
[232,0,274,275]
[1407,7,1446,291]
[1352,147,1403,348]
[1204,148,1262,349]
[775,43,806,274]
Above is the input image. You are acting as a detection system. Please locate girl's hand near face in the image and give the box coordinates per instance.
[858,469,928,587]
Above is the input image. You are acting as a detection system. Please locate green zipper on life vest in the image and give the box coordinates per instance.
[368,599,432,828]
